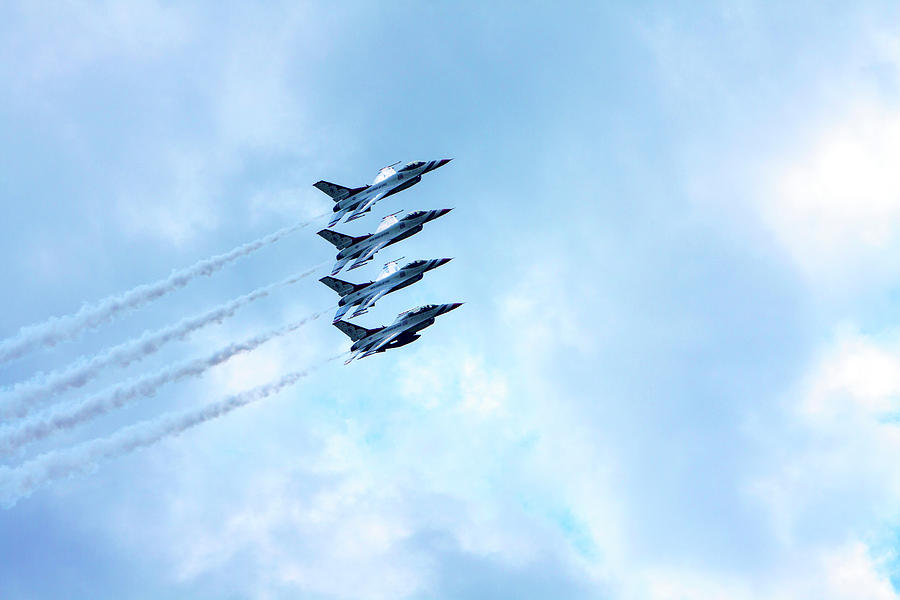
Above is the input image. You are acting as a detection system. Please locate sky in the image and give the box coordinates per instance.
[3,1,900,598]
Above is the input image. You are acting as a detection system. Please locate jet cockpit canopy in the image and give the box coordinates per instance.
[376,213,399,233]
[373,165,397,184]
[376,260,402,280]
[399,161,425,172]
[397,304,437,320]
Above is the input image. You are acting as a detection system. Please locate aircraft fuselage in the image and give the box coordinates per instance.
[333,160,450,217]
[350,303,462,358]
[336,209,451,263]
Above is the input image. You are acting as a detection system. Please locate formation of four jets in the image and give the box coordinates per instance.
[314,159,461,364]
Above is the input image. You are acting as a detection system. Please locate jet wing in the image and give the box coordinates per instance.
[347,239,390,271]
[350,288,390,318]
[345,189,388,222]
[319,276,359,297]
[360,329,406,357]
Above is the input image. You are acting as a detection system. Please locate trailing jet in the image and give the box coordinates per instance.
[317,209,452,275]
[320,258,453,322]
[334,303,463,364]
[315,159,452,227]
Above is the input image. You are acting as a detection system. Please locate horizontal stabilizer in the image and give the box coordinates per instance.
[314,181,366,201]
[331,256,350,276]
[334,320,379,342]
[347,258,371,271]
[317,229,364,250]
[327,211,343,228]
[333,303,353,323]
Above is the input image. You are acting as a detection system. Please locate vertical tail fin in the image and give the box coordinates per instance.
[318,276,361,297]
[333,320,378,342]
[314,181,367,201]
[317,229,365,250]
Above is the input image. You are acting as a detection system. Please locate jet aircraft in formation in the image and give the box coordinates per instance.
[315,159,452,227]
[320,258,452,322]
[316,209,451,275]
[334,303,463,364]
[314,159,461,362]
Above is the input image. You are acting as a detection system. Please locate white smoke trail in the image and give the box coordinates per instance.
[0,218,321,364]
[0,264,326,417]
[0,309,330,454]
[0,356,341,508]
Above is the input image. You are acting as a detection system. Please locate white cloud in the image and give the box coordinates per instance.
[631,542,897,600]
[817,542,898,600]
[753,331,900,515]
[247,186,331,227]
[763,103,900,283]
[11,5,900,599]
[739,329,900,598]
[1,0,189,85]
[110,10,320,246]
[110,344,595,599]
[803,327,900,419]
[459,357,508,416]
[396,351,509,416]
[2,1,332,248]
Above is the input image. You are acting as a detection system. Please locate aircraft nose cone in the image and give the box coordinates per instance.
[438,257,453,267]
[424,158,453,173]
[436,208,453,218]
[444,302,463,313]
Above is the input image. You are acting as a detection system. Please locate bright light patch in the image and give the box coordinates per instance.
[764,106,900,282]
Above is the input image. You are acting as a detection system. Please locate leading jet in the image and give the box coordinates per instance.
[334,303,463,364]
[320,258,453,322]
[315,159,452,227]
[317,209,451,275]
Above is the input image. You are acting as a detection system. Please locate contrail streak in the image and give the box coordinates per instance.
[0,265,326,418]
[0,309,330,454]
[0,356,341,508]
[0,218,321,364]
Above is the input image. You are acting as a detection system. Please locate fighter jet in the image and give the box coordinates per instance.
[317,209,452,275]
[315,159,452,227]
[334,303,463,364]
[320,258,453,322]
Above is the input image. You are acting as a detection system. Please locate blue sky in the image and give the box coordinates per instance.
[3,1,900,598]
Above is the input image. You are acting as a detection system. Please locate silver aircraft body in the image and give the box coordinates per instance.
[317,209,451,275]
[320,258,452,322]
[334,303,463,364]
[315,159,452,227]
